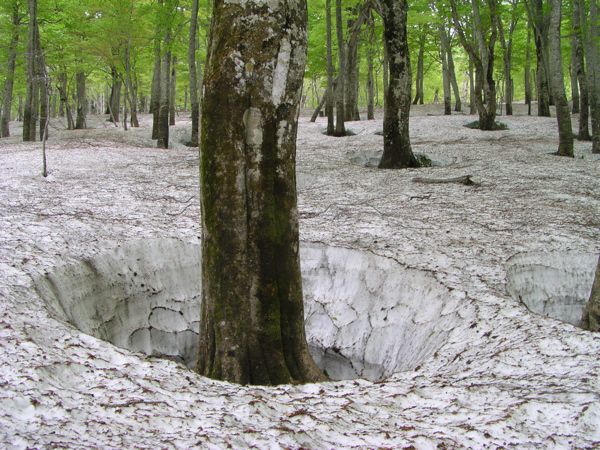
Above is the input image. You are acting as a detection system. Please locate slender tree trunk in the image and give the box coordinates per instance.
[325,0,334,135]
[124,39,139,128]
[525,25,532,112]
[447,42,462,112]
[151,39,161,139]
[109,66,121,123]
[0,2,20,138]
[344,19,360,122]
[310,90,327,122]
[548,0,573,157]
[378,0,419,169]
[571,40,580,114]
[169,56,176,126]
[382,31,389,104]
[199,0,325,385]
[439,27,452,115]
[75,71,87,129]
[23,0,37,142]
[188,0,200,146]
[157,46,171,149]
[582,0,600,153]
[469,61,476,114]
[582,255,600,331]
[528,0,551,116]
[334,0,346,136]
[413,28,425,105]
[34,17,47,142]
[367,12,375,119]
[18,94,23,121]
[57,72,74,130]
[573,0,590,140]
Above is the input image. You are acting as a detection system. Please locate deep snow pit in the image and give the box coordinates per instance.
[34,238,470,381]
[506,251,598,327]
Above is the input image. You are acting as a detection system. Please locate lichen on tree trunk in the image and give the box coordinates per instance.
[198,0,325,385]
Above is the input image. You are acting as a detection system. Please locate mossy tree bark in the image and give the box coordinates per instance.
[378,0,420,169]
[582,255,600,331]
[198,0,326,385]
[0,1,20,138]
[548,0,573,157]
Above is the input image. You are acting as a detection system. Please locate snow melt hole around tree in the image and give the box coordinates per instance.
[506,251,598,328]
[34,238,471,382]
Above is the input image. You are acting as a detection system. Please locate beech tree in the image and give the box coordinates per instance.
[378,0,420,168]
[198,0,325,385]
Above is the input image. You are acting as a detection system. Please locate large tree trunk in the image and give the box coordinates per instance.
[573,0,590,140]
[199,0,325,386]
[334,0,346,136]
[378,0,419,169]
[151,39,161,139]
[188,0,200,146]
[157,45,171,149]
[582,255,600,331]
[548,0,573,157]
[75,72,87,129]
[169,56,176,126]
[325,0,335,135]
[23,0,37,142]
[0,1,20,138]
[413,27,425,105]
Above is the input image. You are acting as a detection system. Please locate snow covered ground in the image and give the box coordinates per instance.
[1,106,599,448]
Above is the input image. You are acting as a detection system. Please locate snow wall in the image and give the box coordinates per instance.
[34,238,472,381]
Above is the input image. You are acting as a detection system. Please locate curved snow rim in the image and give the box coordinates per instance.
[33,238,471,381]
[505,251,598,328]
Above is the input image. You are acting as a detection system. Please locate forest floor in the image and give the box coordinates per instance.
[1,104,599,448]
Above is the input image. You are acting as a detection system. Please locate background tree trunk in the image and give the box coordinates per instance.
[151,40,161,139]
[23,0,37,142]
[109,66,121,123]
[525,26,532,112]
[199,0,325,385]
[413,27,425,105]
[75,71,87,129]
[344,19,360,121]
[169,56,176,126]
[528,0,551,117]
[582,0,600,153]
[439,27,452,115]
[157,45,171,149]
[447,41,461,112]
[573,0,590,140]
[367,11,375,119]
[334,0,346,136]
[57,72,74,130]
[35,18,47,141]
[0,1,20,138]
[378,0,419,169]
[188,0,199,146]
[325,0,334,135]
[548,0,573,157]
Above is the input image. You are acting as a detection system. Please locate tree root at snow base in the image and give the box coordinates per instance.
[412,175,478,186]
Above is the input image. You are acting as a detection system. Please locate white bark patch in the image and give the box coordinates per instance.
[224,0,279,9]
[271,38,292,105]
[243,108,263,147]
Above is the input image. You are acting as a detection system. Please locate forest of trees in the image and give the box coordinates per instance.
[1,0,599,384]
[0,0,598,152]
